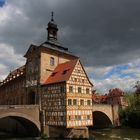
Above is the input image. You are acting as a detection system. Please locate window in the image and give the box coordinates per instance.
[69,116,72,120]
[50,57,54,66]
[87,115,90,120]
[73,99,77,105]
[68,99,72,105]
[75,115,81,120]
[69,86,73,93]
[87,100,91,106]
[74,78,77,82]
[78,70,80,73]
[51,72,57,77]
[78,87,81,93]
[80,99,84,105]
[62,70,67,75]
[62,69,69,75]
[60,86,64,93]
[61,116,64,121]
[86,88,89,94]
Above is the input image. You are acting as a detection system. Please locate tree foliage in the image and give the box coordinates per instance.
[119,90,140,128]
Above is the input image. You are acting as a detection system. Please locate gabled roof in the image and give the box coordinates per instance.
[24,44,37,57]
[44,59,78,85]
[6,65,25,80]
[0,65,25,86]
[108,88,124,97]
[78,60,93,86]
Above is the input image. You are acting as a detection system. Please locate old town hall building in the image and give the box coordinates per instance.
[0,14,93,137]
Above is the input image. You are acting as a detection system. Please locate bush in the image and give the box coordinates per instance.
[79,134,84,139]
[41,133,48,139]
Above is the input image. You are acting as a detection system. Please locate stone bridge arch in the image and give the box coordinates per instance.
[0,105,41,136]
[0,112,40,131]
[92,104,119,128]
[92,111,113,128]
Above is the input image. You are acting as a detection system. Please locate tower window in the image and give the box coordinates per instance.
[53,30,56,36]
[50,57,54,66]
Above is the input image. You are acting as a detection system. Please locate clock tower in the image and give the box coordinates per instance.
[47,12,58,41]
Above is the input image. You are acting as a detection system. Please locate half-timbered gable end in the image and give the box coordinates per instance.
[66,60,93,128]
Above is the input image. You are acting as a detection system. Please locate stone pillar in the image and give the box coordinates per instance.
[111,105,120,127]
[40,110,49,137]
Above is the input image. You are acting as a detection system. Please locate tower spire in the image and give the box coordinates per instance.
[47,12,58,41]
[51,11,54,21]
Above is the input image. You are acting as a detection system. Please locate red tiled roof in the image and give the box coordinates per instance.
[108,88,124,97]
[92,94,108,102]
[44,59,78,84]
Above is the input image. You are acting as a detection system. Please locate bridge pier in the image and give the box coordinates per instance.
[40,110,50,137]
[40,110,89,138]
[47,126,89,138]
[111,105,120,127]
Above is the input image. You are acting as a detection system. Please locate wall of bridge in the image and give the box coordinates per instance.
[0,105,41,131]
[0,104,120,137]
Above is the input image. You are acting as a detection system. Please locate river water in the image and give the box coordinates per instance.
[89,128,140,140]
[0,128,140,140]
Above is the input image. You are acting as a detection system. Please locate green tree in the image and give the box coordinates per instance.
[119,92,140,128]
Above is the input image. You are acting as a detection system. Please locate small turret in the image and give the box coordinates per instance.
[47,12,58,41]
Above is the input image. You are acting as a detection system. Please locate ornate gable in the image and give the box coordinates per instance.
[24,44,37,58]
[68,60,93,87]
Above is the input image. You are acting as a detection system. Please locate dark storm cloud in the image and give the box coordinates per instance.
[1,0,140,66]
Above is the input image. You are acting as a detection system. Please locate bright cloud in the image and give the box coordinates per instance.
[0,43,25,80]
[85,59,140,94]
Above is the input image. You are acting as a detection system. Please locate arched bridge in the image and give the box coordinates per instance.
[92,104,120,128]
[0,104,120,136]
[0,105,41,136]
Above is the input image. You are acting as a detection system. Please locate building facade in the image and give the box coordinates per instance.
[107,88,128,107]
[92,88,128,108]
[0,14,93,137]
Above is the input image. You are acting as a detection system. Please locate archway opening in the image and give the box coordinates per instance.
[0,116,40,138]
[92,111,113,129]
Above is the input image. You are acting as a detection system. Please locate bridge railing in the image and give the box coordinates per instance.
[0,105,40,109]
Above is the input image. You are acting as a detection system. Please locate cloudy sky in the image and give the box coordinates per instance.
[0,0,140,93]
